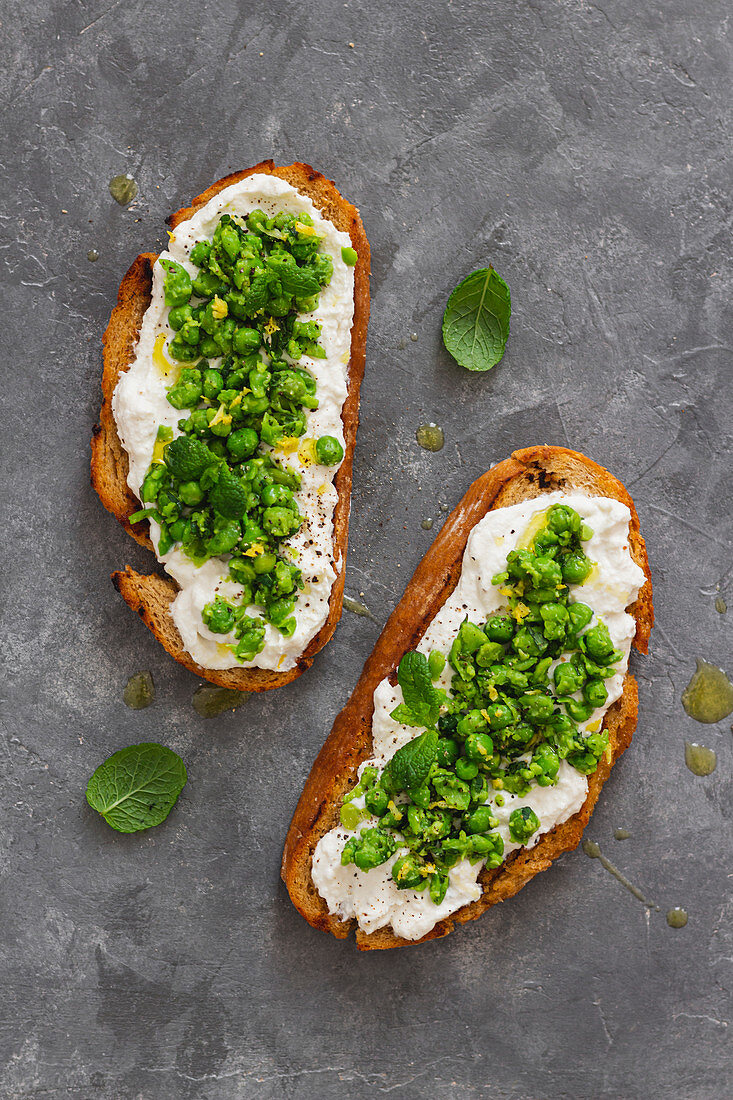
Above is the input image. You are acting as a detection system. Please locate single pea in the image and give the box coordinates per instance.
[263,505,301,537]
[455,756,479,781]
[341,245,358,266]
[226,427,259,462]
[563,552,592,585]
[189,240,211,267]
[465,805,494,835]
[583,678,608,709]
[179,481,204,506]
[564,698,594,723]
[364,787,389,817]
[261,483,294,508]
[456,709,488,737]
[253,551,277,575]
[436,736,459,768]
[233,325,262,354]
[484,702,517,730]
[476,641,505,667]
[428,649,446,681]
[392,854,425,890]
[485,615,514,643]
[315,435,344,466]
[464,732,494,763]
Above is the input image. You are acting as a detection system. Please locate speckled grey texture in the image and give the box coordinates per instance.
[2,1,732,1096]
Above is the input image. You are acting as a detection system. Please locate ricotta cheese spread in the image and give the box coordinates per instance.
[112,174,355,671]
[312,491,645,940]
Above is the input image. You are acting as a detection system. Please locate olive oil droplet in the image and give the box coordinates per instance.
[123,670,155,710]
[421,518,434,530]
[684,741,717,776]
[87,248,99,262]
[410,332,419,342]
[416,424,444,452]
[343,596,377,622]
[109,173,138,205]
[614,828,631,840]
[582,839,655,907]
[682,659,733,723]
[715,596,727,614]
[192,684,247,718]
[666,907,688,928]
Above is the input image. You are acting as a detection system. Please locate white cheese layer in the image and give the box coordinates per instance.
[112,174,355,671]
[312,491,646,940]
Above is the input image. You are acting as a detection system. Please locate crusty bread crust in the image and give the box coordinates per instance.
[90,161,370,690]
[281,446,653,949]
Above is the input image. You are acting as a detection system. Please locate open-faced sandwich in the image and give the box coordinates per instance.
[282,446,653,948]
[91,162,370,689]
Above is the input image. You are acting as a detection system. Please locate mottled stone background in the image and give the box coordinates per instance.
[2,0,732,1096]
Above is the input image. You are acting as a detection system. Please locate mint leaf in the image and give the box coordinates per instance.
[384,729,439,793]
[442,267,511,372]
[389,703,428,728]
[394,651,440,726]
[86,743,187,833]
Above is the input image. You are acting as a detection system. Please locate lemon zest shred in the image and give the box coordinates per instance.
[243,542,265,558]
[211,295,228,320]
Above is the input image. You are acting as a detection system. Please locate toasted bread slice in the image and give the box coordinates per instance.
[282,445,653,948]
[91,161,370,690]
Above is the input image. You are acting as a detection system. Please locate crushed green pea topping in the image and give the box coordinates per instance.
[338,504,622,901]
[135,209,346,662]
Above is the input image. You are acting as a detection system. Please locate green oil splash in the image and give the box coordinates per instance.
[582,839,656,908]
[684,742,717,776]
[715,596,727,614]
[192,684,248,718]
[416,424,444,452]
[682,659,733,723]
[666,907,688,928]
[109,173,138,205]
[614,828,631,840]
[343,596,377,623]
[421,518,434,530]
[87,248,100,262]
[123,670,155,709]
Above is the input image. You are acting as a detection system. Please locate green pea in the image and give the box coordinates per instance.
[485,615,514,643]
[564,698,594,723]
[192,270,225,299]
[341,246,358,266]
[457,709,488,737]
[169,304,193,331]
[189,240,211,267]
[465,732,494,763]
[226,428,259,462]
[253,552,277,575]
[465,805,494,835]
[364,787,389,817]
[179,481,204,506]
[563,552,592,585]
[201,597,235,634]
[233,326,262,354]
[315,435,344,466]
[583,623,615,662]
[455,756,479,781]
[392,854,425,891]
[583,678,608,709]
[263,506,301,537]
[484,703,517,730]
[476,641,505,667]
[160,259,192,307]
[428,649,446,681]
[260,483,295,508]
[203,368,224,401]
[205,520,241,555]
[568,602,593,633]
[509,805,540,844]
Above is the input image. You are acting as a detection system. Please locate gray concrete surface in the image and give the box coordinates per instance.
[2,1,732,1096]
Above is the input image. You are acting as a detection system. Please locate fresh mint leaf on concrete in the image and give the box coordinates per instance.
[86,742,187,833]
[442,267,511,372]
